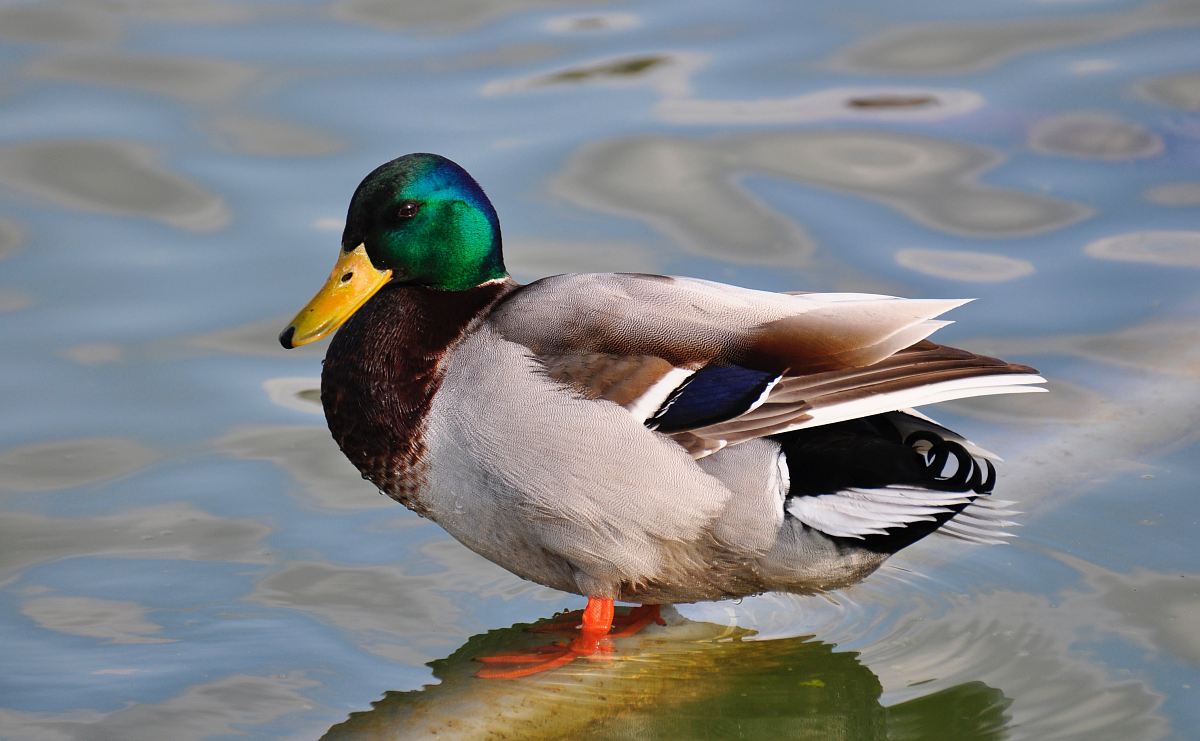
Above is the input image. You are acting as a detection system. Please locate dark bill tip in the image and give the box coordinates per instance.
[278,325,296,349]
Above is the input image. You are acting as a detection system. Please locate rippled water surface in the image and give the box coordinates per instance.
[2,1,1199,738]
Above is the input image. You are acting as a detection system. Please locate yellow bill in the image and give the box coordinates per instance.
[279,244,392,348]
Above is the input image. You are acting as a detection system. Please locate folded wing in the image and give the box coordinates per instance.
[489,273,1045,458]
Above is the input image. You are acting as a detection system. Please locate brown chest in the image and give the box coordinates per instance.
[319,282,514,513]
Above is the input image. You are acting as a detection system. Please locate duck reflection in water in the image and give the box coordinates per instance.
[322,609,1010,740]
[280,154,1044,678]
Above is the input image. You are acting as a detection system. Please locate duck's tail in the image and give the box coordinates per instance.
[775,410,1018,555]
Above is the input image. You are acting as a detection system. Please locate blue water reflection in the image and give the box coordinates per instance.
[1,0,1197,738]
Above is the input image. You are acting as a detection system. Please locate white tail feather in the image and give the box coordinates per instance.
[788,485,976,540]
[935,496,1022,544]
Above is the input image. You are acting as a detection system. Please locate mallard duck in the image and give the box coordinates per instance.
[280,153,1045,678]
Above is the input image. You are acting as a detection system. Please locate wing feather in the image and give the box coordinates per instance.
[676,342,1044,457]
[488,273,1042,458]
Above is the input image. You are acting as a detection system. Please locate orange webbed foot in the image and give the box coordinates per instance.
[475,634,611,679]
[476,598,664,679]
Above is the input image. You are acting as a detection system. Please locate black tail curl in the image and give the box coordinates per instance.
[774,415,997,554]
[904,431,995,495]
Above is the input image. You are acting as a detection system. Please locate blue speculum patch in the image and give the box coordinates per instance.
[650,364,780,432]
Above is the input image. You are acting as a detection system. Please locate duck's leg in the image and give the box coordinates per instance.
[476,597,620,679]
[530,602,665,635]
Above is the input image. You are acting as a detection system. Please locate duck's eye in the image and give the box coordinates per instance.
[396,200,422,219]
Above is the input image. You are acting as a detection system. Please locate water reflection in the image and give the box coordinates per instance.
[59,342,123,365]
[334,0,609,32]
[0,673,318,741]
[1084,230,1200,268]
[1029,112,1163,160]
[484,52,703,97]
[414,537,562,603]
[859,584,1170,740]
[943,379,1107,425]
[543,12,640,34]
[422,40,563,74]
[1144,182,1200,206]
[0,140,229,231]
[0,437,157,493]
[970,317,1200,378]
[557,136,816,264]
[323,613,1010,740]
[252,562,463,664]
[214,425,389,510]
[189,318,305,358]
[0,291,33,313]
[556,132,1086,264]
[484,44,985,127]
[0,504,269,582]
[700,563,1174,739]
[1137,70,1200,111]
[208,114,343,158]
[832,1,1200,74]
[261,377,322,415]
[517,54,670,84]
[2,0,1198,736]
[894,248,1034,283]
[504,238,663,280]
[0,3,121,45]
[20,595,172,644]
[1097,576,1200,665]
[0,216,27,312]
[0,217,22,260]
[657,87,983,126]
[949,317,1200,513]
[28,51,257,103]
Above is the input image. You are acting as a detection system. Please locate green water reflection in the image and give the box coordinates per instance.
[325,614,1009,740]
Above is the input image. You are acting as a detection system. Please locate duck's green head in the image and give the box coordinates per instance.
[280,153,506,348]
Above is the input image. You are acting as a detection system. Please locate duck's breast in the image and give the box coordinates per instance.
[419,325,761,600]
